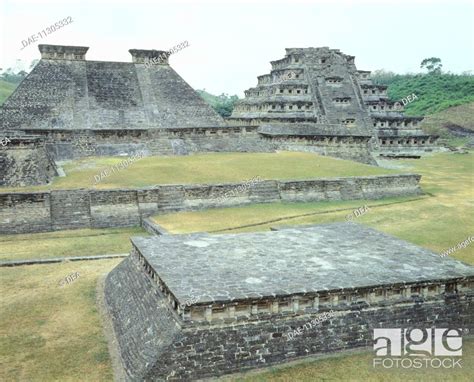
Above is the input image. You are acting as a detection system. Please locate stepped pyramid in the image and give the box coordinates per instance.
[228,47,438,158]
[0,45,225,131]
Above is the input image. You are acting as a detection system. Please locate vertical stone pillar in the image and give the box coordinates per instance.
[313,296,319,311]
[251,304,258,315]
[292,298,299,312]
[205,307,213,322]
[402,287,410,298]
[271,301,279,314]
[422,287,429,298]
[368,291,376,303]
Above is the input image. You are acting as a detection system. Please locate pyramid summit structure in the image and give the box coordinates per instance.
[228,47,439,158]
[0,44,225,131]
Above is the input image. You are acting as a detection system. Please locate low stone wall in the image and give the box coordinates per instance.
[0,174,422,234]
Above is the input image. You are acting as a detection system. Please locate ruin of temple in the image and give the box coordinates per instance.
[228,47,439,158]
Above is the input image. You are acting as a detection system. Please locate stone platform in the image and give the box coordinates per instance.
[104,223,474,380]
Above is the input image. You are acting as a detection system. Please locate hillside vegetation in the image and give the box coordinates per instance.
[419,102,474,147]
[196,89,239,117]
[371,71,474,116]
[421,102,474,131]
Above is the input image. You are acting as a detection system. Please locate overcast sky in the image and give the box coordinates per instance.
[1,0,473,96]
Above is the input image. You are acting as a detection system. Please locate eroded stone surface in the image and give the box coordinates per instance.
[130,223,474,305]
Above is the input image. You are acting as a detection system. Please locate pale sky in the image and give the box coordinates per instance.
[1,0,473,96]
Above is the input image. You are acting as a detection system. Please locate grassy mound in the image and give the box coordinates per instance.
[0,152,397,192]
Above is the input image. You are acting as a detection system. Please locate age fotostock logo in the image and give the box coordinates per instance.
[373,328,463,369]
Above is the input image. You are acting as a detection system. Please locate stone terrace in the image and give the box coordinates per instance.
[106,222,474,380]
[131,223,474,324]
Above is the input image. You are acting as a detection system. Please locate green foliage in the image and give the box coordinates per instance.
[0,68,28,84]
[420,57,442,74]
[371,72,474,116]
[197,89,240,117]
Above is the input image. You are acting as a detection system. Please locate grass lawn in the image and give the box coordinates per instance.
[0,227,147,262]
[0,152,397,192]
[154,151,474,264]
[0,259,120,381]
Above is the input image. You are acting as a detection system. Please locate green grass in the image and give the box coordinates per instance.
[153,196,426,234]
[230,341,474,382]
[0,259,120,381]
[0,152,398,192]
[0,227,147,262]
[0,79,17,105]
[154,151,474,264]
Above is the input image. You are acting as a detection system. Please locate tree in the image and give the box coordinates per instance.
[196,90,240,118]
[0,68,27,84]
[420,57,442,74]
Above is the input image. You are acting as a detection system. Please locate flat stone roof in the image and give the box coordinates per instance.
[131,223,474,305]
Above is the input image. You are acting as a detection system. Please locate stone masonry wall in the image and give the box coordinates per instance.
[0,174,421,234]
[0,139,56,186]
[104,254,474,381]
[264,136,376,165]
[19,127,270,160]
[17,127,374,165]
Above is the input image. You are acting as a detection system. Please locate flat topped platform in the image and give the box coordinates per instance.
[131,223,474,306]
